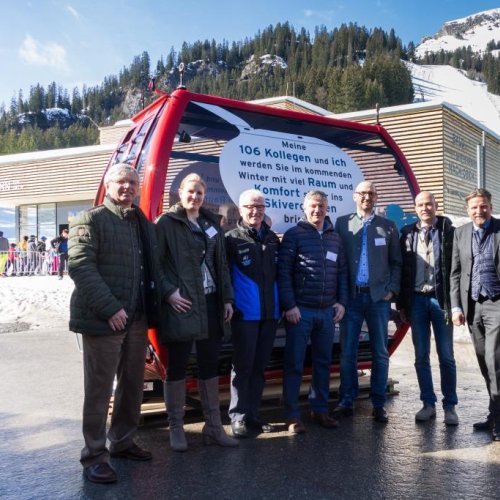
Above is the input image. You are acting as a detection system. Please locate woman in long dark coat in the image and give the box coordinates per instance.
[156,173,237,451]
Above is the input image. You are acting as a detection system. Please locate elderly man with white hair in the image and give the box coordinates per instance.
[69,163,168,484]
[225,189,280,438]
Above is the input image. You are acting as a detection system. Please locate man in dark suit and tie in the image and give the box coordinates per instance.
[450,188,500,441]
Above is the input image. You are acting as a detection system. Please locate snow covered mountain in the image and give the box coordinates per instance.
[411,8,500,135]
[408,62,500,134]
[416,8,500,58]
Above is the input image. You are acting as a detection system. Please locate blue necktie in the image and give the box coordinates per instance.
[475,228,484,245]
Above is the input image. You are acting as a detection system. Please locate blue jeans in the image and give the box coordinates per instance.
[339,293,390,408]
[283,306,335,419]
[410,294,457,408]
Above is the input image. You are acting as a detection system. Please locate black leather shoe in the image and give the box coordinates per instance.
[246,418,273,433]
[493,423,500,442]
[331,406,354,419]
[84,463,117,484]
[311,411,339,428]
[231,420,249,438]
[473,415,494,431]
[110,443,152,461]
[372,407,389,423]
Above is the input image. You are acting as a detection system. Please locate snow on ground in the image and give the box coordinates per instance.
[488,91,500,117]
[0,275,74,332]
[409,62,500,134]
[0,273,471,343]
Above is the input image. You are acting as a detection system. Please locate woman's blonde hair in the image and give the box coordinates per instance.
[179,173,207,192]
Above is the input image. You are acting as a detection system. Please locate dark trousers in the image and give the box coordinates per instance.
[469,297,500,419]
[228,319,278,422]
[166,293,222,381]
[58,252,68,277]
[80,317,148,467]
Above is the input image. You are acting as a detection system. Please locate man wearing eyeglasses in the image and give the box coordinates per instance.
[225,189,280,438]
[334,181,402,423]
[69,163,167,483]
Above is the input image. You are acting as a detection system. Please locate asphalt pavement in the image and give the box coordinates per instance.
[0,327,499,500]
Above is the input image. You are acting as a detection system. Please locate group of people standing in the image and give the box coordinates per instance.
[68,162,500,485]
[0,230,69,277]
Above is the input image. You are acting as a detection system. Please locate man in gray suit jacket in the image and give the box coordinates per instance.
[334,181,402,423]
[450,188,500,441]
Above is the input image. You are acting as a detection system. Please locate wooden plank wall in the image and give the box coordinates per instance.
[339,105,500,216]
[162,140,226,214]
[443,110,482,214]
[0,148,114,205]
[264,101,321,115]
[443,109,500,215]
[100,123,131,145]
[345,140,415,213]
[484,134,500,198]
[346,107,445,209]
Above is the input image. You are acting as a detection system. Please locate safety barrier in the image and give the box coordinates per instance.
[0,251,66,277]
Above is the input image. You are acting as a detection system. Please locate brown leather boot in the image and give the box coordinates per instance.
[198,377,238,447]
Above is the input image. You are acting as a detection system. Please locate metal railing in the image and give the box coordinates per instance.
[0,251,67,276]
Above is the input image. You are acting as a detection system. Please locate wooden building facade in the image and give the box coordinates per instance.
[0,144,115,239]
[334,101,500,216]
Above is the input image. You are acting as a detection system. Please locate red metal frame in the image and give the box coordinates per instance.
[97,88,417,385]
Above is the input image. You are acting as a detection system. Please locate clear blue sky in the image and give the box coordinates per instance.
[0,0,498,107]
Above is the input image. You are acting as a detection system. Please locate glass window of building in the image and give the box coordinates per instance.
[38,203,56,240]
[19,205,37,240]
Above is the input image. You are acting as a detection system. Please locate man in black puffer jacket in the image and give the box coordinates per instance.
[278,190,348,434]
[398,191,458,426]
[69,163,167,484]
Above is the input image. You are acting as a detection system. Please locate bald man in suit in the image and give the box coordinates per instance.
[450,188,500,442]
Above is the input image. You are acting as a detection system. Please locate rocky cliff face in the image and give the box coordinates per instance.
[416,8,500,56]
[240,54,287,80]
[440,9,500,38]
